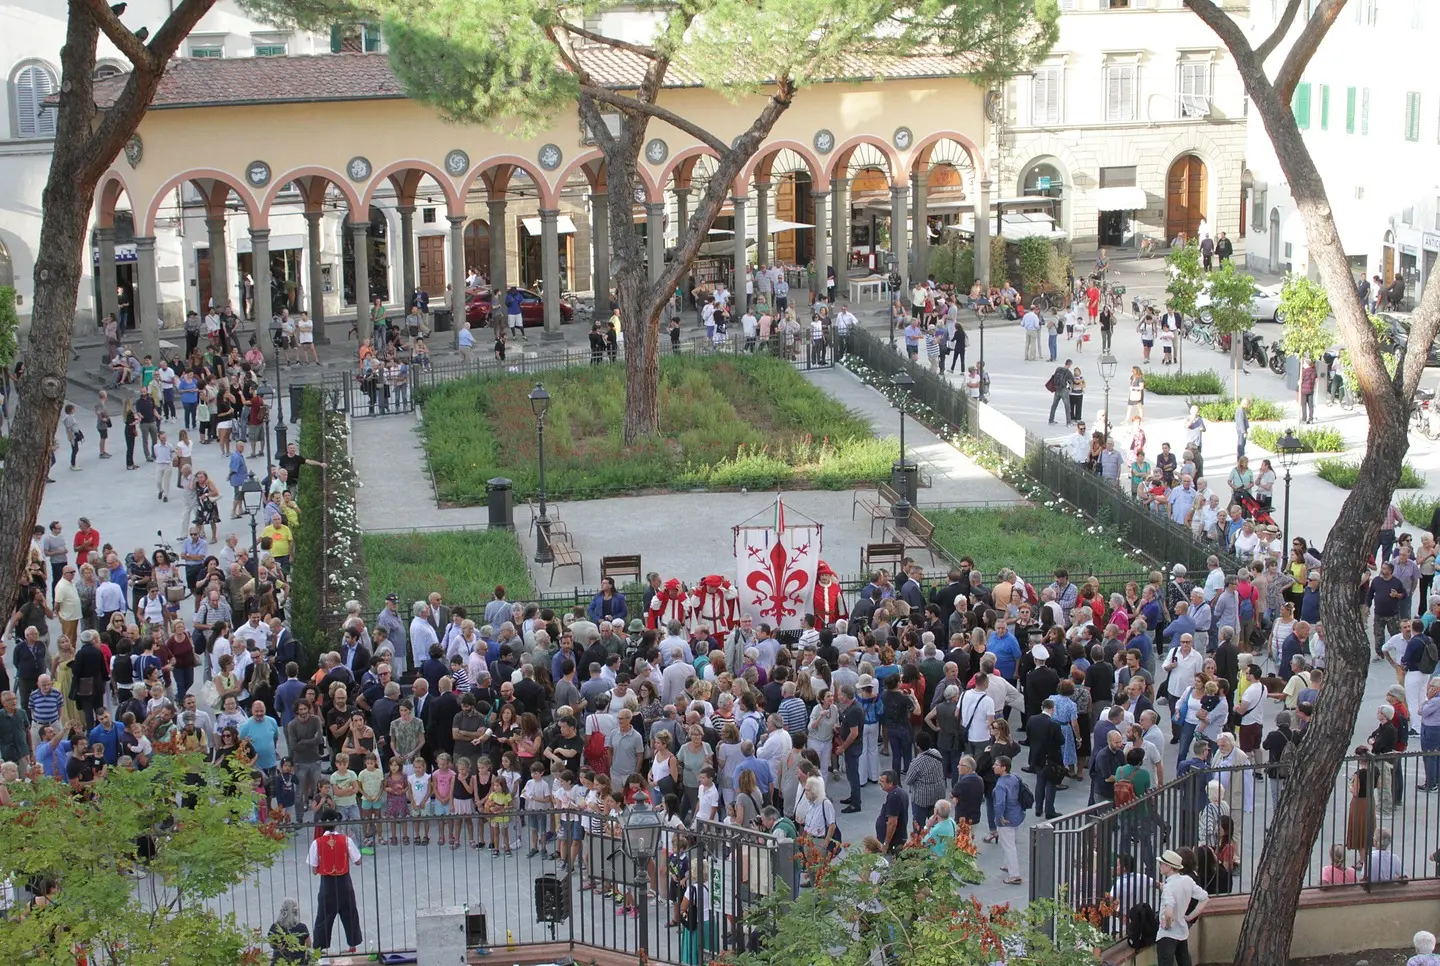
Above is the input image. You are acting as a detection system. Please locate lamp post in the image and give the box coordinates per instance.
[1098,353,1118,447]
[1276,428,1303,555]
[890,370,915,519]
[620,801,663,961]
[273,353,288,455]
[887,255,900,350]
[240,472,265,573]
[529,383,553,564]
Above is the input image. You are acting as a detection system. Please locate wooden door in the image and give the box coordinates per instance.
[1165,156,1206,242]
[195,247,212,314]
[1383,245,1395,284]
[417,235,447,294]
[775,179,797,265]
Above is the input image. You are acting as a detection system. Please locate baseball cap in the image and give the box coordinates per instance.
[386,593,399,602]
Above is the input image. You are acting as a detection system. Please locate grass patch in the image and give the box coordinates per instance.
[928,505,1143,582]
[1192,398,1286,422]
[418,354,895,505]
[1249,425,1346,453]
[1400,495,1440,528]
[364,529,535,612]
[1316,457,1427,490]
[1142,369,1224,396]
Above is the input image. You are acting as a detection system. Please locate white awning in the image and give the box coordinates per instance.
[943,212,1067,242]
[521,215,577,235]
[1093,186,1148,212]
[766,219,813,234]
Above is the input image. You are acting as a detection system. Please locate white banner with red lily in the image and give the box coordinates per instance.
[736,524,819,632]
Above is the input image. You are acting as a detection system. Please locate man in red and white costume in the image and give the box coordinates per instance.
[646,577,692,630]
[309,808,363,952]
[690,574,739,637]
[812,561,846,629]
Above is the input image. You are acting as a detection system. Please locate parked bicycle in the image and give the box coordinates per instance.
[1138,235,1158,258]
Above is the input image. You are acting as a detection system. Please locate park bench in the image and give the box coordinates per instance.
[861,541,905,575]
[542,528,584,583]
[601,554,643,587]
[526,497,569,539]
[852,481,902,536]
[884,507,939,567]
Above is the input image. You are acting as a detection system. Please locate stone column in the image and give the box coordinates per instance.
[889,184,909,288]
[304,210,328,344]
[911,169,929,284]
[350,222,371,342]
[812,189,829,301]
[731,195,748,298]
[591,191,610,304]
[675,188,692,304]
[249,228,274,364]
[397,204,417,308]
[539,208,563,340]
[975,179,993,293]
[133,235,160,360]
[487,199,507,292]
[755,183,770,267]
[831,178,849,290]
[645,202,666,284]
[204,215,232,314]
[448,215,467,319]
[95,226,119,323]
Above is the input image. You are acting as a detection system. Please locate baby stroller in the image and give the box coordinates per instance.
[1231,486,1276,527]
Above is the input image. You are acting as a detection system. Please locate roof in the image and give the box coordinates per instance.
[87,48,975,110]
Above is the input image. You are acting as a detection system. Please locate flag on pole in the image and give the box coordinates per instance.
[775,498,786,535]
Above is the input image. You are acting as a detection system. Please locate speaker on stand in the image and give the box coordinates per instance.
[534,873,571,942]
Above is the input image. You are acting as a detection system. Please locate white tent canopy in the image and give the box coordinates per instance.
[944,211,1067,242]
[1093,186,1148,212]
[520,215,577,234]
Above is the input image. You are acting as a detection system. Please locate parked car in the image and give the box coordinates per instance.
[1378,311,1440,366]
[1195,281,1285,324]
[464,287,575,328]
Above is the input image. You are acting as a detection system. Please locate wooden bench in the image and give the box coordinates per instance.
[526,497,568,539]
[861,541,905,575]
[852,481,902,536]
[601,554,642,586]
[884,507,939,567]
[542,527,584,582]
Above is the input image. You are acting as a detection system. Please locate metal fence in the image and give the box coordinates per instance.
[1030,750,1440,938]
[196,810,793,963]
[843,325,971,433]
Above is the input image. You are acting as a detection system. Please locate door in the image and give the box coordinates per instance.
[1165,155,1206,242]
[1268,209,1281,272]
[1383,245,1395,284]
[195,247,212,316]
[775,178,797,265]
[417,235,447,295]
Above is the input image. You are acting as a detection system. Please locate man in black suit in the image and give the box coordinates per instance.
[1026,698,1065,819]
[929,568,966,626]
[423,676,462,764]
[1117,676,1154,720]
[1024,650,1060,738]
[426,593,450,639]
[71,630,110,729]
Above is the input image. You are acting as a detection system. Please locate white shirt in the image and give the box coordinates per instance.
[307,831,362,870]
[1158,873,1208,941]
[757,728,792,769]
[234,620,271,651]
[410,617,439,669]
[1236,680,1266,727]
[696,783,720,821]
[957,689,995,742]
[1164,647,1205,698]
[835,310,857,332]
[1068,433,1089,464]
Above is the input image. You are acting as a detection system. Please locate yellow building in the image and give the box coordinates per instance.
[91,50,992,356]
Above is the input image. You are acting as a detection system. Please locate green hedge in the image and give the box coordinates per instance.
[1400,495,1440,528]
[1142,370,1224,396]
[1249,425,1346,453]
[927,505,1142,579]
[290,388,325,670]
[1192,398,1285,422]
[364,529,535,612]
[1316,457,1427,490]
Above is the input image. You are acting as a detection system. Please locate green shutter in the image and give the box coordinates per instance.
[1345,87,1356,133]
[1405,92,1421,141]
[330,24,342,53]
[1319,85,1330,130]
[1292,82,1311,129]
[363,22,381,52]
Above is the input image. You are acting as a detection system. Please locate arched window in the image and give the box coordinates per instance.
[12,62,58,139]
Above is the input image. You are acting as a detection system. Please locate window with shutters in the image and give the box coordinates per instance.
[1319,85,1330,130]
[330,23,382,53]
[1362,87,1370,134]
[1031,67,1062,125]
[1176,60,1211,118]
[1292,82,1311,129]
[1346,86,1356,133]
[1403,207,1415,227]
[11,63,58,139]
[1404,91,1421,141]
[1104,64,1137,122]
[189,44,223,58]
[253,35,289,56]
[1251,184,1267,231]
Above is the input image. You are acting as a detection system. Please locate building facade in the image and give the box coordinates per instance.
[1243,0,1438,303]
[993,0,1248,252]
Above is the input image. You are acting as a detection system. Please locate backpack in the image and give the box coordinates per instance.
[1238,589,1255,623]
[1126,902,1159,949]
[1420,636,1439,675]
[1275,729,1300,779]
[1017,778,1035,811]
[583,717,611,775]
[1113,767,1138,807]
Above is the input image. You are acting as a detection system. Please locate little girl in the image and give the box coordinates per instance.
[471,758,494,851]
[407,756,432,846]
[1071,310,1088,353]
[499,753,524,853]
[383,757,410,845]
[431,753,457,847]
[452,757,477,849]
[1200,679,1222,720]
[358,753,384,853]
[485,774,515,856]
[412,337,432,373]
[964,366,981,400]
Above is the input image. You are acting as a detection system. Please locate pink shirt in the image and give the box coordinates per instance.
[432,768,456,802]
[1320,864,1357,886]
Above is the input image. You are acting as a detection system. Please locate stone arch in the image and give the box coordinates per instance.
[744,140,827,191]
[141,169,260,235]
[660,145,725,193]
[362,159,462,215]
[458,155,556,207]
[910,131,987,182]
[260,166,362,220]
[828,135,901,186]
[95,171,133,229]
[555,151,660,203]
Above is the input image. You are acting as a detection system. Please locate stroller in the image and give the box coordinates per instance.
[1231,486,1276,527]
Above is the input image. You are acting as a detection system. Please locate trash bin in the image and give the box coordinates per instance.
[486,478,514,530]
[433,307,453,333]
[289,383,305,424]
[891,461,919,507]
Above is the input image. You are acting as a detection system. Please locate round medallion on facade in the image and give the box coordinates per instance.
[346,156,372,182]
[538,144,563,170]
[444,149,470,176]
[893,127,914,151]
[124,134,144,169]
[644,138,669,164]
[245,160,271,188]
[813,129,835,155]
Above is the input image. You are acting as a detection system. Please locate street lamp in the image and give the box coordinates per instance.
[890,370,915,520]
[273,354,288,455]
[1276,428,1303,555]
[240,472,265,573]
[887,255,900,350]
[1098,353,1118,446]
[619,801,663,960]
[529,382,553,564]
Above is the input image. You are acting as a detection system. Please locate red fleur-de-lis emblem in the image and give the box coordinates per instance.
[745,540,811,622]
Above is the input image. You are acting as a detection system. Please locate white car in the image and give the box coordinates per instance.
[1195,281,1284,324]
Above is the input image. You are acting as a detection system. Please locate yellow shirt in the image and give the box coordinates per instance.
[261,523,293,557]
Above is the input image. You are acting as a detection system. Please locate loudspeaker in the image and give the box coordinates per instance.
[465,908,488,946]
[534,874,571,923]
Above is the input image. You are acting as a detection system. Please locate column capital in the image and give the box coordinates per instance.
[890,183,909,199]
[644,201,666,216]
[832,176,850,187]
[754,182,771,193]
[674,186,691,196]
[350,221,370,235]
[980,179,993,191]
[447,214,466,228]
[487,198,507,210]
[248,227,271,242]
[911,170,929,188]
[396,204,416,216]
[731,195,749,205]
[95,226,116,239]
[133,235,157,251]
[811,189,831,199]
[205,215,227,231]
[590,190,609,200]
[303,209,323,224]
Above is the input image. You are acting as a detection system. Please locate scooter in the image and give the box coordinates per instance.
[1242,332,1268,368]
[1268,339,1287,375]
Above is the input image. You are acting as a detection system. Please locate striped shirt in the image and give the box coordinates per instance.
[27,687,63,725]
[778,697,809,737]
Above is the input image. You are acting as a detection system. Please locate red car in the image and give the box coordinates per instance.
[465,288,574,328]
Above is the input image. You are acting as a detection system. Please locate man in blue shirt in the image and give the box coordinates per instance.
[34,724,71,780]
[88,709,124,765]
[179,528,208,588]
[986,618,1022,682]
[1299,571,1321,624]
[238,700,281,774]
[228,440,250,519]
[1128,619,1154,671]
[734,741,774,796]
[1162,602,1196,651]
[1168,477,1197,527]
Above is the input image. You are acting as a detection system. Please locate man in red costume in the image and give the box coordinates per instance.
[690,575,739,637]
[646,577,692,630]
[309,808,363,953]
[812,561,846,629]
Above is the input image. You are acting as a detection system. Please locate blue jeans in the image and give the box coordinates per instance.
[888,726,913,776]
[1422,725,1440,789]
[1048,333,1058,361]
[1175,721,1198,761]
